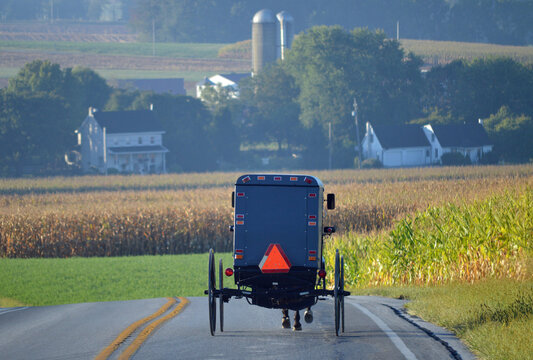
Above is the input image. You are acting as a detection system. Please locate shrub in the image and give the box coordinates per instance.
[361,158,383,169]
[441,152,471,166]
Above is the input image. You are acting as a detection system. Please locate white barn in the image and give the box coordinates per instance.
[196,73,250,99]
[76,107,168,174]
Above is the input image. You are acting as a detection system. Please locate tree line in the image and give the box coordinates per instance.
[1,0,532,46]
[1,26,532,176]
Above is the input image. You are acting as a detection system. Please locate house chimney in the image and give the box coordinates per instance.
[88,107,98,116]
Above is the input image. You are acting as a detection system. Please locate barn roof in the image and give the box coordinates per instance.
[93,110,164,134]
[371,124,430,149]
[431,123,492,147]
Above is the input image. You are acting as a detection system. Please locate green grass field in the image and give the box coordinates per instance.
[0,40,227,59]
[0,253,233,306]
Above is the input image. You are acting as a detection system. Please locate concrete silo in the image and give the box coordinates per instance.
[252,9,277,75]
[276,11,294,60]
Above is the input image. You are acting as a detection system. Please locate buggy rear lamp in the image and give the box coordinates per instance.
[225,268,234,277]
[318,269,327,278]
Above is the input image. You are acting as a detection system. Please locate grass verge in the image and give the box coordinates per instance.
[355,279,533,360]
[0,253,233,307]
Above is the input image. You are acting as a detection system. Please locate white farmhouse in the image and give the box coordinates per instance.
[76,107,168,174]
[423,121,493,163]
[362,123,432,167]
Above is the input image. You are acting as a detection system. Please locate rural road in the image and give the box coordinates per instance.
[0,296,475,360]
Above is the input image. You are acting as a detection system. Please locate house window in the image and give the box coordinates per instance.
[114,137,118,145]
[431,134,435,142]
[114,155,118,164]
[369,134,373,143]
[435,149,438,158]
[126,137,130,145]
[150,136,155,144]
[426,149,430,157]
[138,137,143,145]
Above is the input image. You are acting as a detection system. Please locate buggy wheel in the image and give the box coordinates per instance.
[208,249,216,336]
[341,255,345,333]
[219,258,224,332]
[334,249,340,336]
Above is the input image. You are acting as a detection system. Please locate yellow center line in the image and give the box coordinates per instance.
[94,297,176,360]
[118,297,190,360]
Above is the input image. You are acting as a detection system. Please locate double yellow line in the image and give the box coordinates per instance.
[95,297,189,360]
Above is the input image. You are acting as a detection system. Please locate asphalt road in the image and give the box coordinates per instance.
[0,296,475,360]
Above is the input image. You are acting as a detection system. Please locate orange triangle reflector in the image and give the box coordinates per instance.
[259,244,291,273]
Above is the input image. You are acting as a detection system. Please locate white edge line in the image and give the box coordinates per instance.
[0,307,29,316]
[347,300,418,360]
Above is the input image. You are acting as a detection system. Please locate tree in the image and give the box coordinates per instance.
[484,106,533,162]
[240,64,301,152]
[284,26,423,167]
[0,91,70,176]
[423,58,533,123]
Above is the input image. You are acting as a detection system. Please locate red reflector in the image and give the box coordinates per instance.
[237,192,245,197]
[304,177,313,184]
[274,176,282,181]
[225,268,234,276]
[290,177,298,181]
[236,214,244,219]
[242,176,251,183]
[308,221,316,226]
[309,250,317,255]
[309,193,317,198]
[257,176,265,180]
[309,215,316,219]
[318,269,327,278]
[259,244,291,273]
[235,249,243,253]
[236,220,244,225]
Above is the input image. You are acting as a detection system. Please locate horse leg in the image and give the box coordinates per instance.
[293,310,302,331]
[281,309,290,328]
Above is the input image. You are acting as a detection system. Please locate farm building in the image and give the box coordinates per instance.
[196,73,250,99]
[423,121,493,163]
[362,121,493,167]
[362,123,432,167]
[76,107,168,174]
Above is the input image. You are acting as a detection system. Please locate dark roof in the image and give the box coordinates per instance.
[431,123,492,147]
[108,145,168,154]
[219,73,250,84]
[371,124,430,149]
[116,78,185,95]
[93,110,164,134]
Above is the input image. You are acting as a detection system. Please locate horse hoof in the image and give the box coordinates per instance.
[282,317,291,329]
[293,323,302,331]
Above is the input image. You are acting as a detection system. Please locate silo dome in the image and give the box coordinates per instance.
[253,9,276,24]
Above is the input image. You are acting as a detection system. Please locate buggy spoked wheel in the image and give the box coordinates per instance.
[208,249,216,336]
[334,249,340,336]
[341,255,345,333]
[219,258,224,332]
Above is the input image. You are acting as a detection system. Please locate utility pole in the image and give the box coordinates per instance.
[152,18,156,57]
[353,98,362,169]
[328,122,332,170]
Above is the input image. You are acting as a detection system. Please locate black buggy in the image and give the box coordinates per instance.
[205,174,350,335]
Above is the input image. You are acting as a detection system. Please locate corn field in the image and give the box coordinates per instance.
[0,166,532,261]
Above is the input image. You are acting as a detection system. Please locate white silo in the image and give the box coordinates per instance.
[252,9,277,75]
[276,11,294,60]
